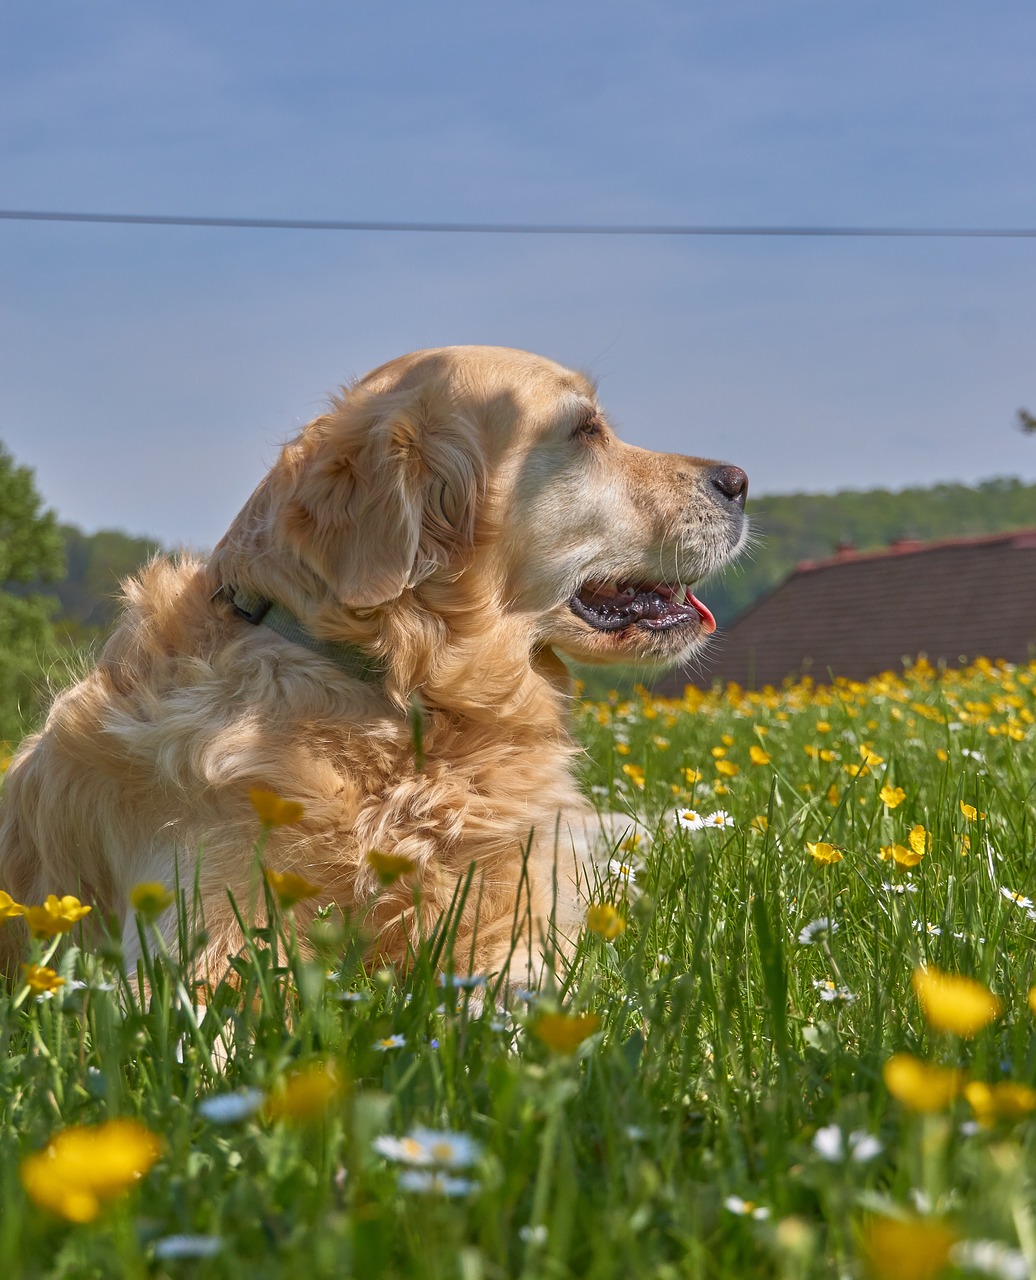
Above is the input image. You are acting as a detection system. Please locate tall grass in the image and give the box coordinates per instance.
[1,656,1035,1279]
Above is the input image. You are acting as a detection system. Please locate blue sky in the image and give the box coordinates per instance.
[1,1,1034,548]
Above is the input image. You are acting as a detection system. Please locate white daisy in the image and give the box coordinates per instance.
[999,887,1034,910]
[950,1240,1029,1280]
[812,979,856,1004]
[703,810,735,830]
[437,972,487,989]
[797,917,838,945]
[881,881,918,895]
[812,1125,883,1163]
[676,808,706,831]
[609,858,640,887]
[373,1127,482,1169]
[723,1195,769,1220]
[912,920,943,936]
[397,1170,478,1196]
[373,1034,407,1051]
[197,1088,266,1124]
[153,1236,223,1260]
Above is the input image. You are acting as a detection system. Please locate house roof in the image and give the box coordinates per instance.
[656,528,1036,691]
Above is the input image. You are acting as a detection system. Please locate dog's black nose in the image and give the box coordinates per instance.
[710,465,749,510]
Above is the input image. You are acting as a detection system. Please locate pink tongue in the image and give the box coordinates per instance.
[688,592,717,634]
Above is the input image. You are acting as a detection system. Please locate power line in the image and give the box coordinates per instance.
[1,208,1035,238]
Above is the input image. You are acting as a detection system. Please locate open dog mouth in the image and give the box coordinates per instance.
[569,580,717,634]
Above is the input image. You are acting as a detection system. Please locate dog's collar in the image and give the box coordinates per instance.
[215,586,386,686]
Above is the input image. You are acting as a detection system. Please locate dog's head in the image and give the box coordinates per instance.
[266,345,747,669]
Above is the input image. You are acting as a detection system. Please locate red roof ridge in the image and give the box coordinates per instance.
[795,527,1036,573]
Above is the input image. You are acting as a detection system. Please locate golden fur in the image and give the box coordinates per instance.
[0,346,747,982]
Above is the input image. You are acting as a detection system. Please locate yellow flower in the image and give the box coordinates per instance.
[21,964,65,995]
[249,789,305,826]
[621,763,645,789]
[20,1120,163,1223]
[859,1216,957,1280]
[959,801,985,821]
[750,815,769,833]
[748,745,771,766]
[859,746,884,767]
[366,850,418,886]
[880,844,923,868]
[614,741,630,756]
[265,1062,344,1123]
[964,1080,1036,1127]
[21,895,92,939]
[883,1053,963,1111]
[264,868,322,909]
[533,1011,602,1055]
[129,881,175,918]
[827,784,841,806]
[715,759,739,777]
[711,746,727,758]
[815,721,831,733]
[936,748,948,762]
[879,785,906,808]
[0,890,23,924]
[806,842,843,866]
[681,767,702,785]
[912,966,1002,1037]
[1029,986,1036,1017]
[908,825,931,857]
[586,903,625,940]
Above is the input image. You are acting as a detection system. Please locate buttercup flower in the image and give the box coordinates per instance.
[249,789,305,826]
[20,1119,163,1222]
[880,844,923,869]
[0,891,23,924]
[714,759,739,777]
[21,895,91,939]
[366,849,418,885]
[264,868,322,909]
[806,842,843,866]
[21,964,65,996]
[129,881,175,918]
[533,1011,601,1054]
[748,745,771,765]
[879,785,906,808]
[586,903,626,940]
[964,1080,1036,1127]
[959,801,985,821]
[265,1063,343,1122]
[883,1053,962,1111]
[908,824,932,857]
[859,1216,957,1280]
[911,965,1002,1037]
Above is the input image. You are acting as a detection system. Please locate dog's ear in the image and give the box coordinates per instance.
[279,389,486,608]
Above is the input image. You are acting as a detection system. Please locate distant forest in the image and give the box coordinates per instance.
[705,476,1036,626]
[36,475,1036,641]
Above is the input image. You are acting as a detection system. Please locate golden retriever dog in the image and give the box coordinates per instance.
[0,346,747,985]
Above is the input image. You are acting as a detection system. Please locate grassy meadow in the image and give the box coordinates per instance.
[2,656,1036,1279]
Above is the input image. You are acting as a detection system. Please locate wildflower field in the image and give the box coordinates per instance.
[2,656,1036,1279]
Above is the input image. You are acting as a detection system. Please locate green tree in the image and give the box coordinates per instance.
[0,441,65,744]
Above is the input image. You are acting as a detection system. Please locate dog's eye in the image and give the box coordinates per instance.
[574,416,603,440]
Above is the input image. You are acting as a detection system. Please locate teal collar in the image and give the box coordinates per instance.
[220,586,386,686]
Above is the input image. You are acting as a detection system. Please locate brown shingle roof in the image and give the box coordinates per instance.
[657,529,1036,691]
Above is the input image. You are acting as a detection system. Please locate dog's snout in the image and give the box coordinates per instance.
[710,465,749,510]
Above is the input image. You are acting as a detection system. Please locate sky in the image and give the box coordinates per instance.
[1,0,1034,549]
